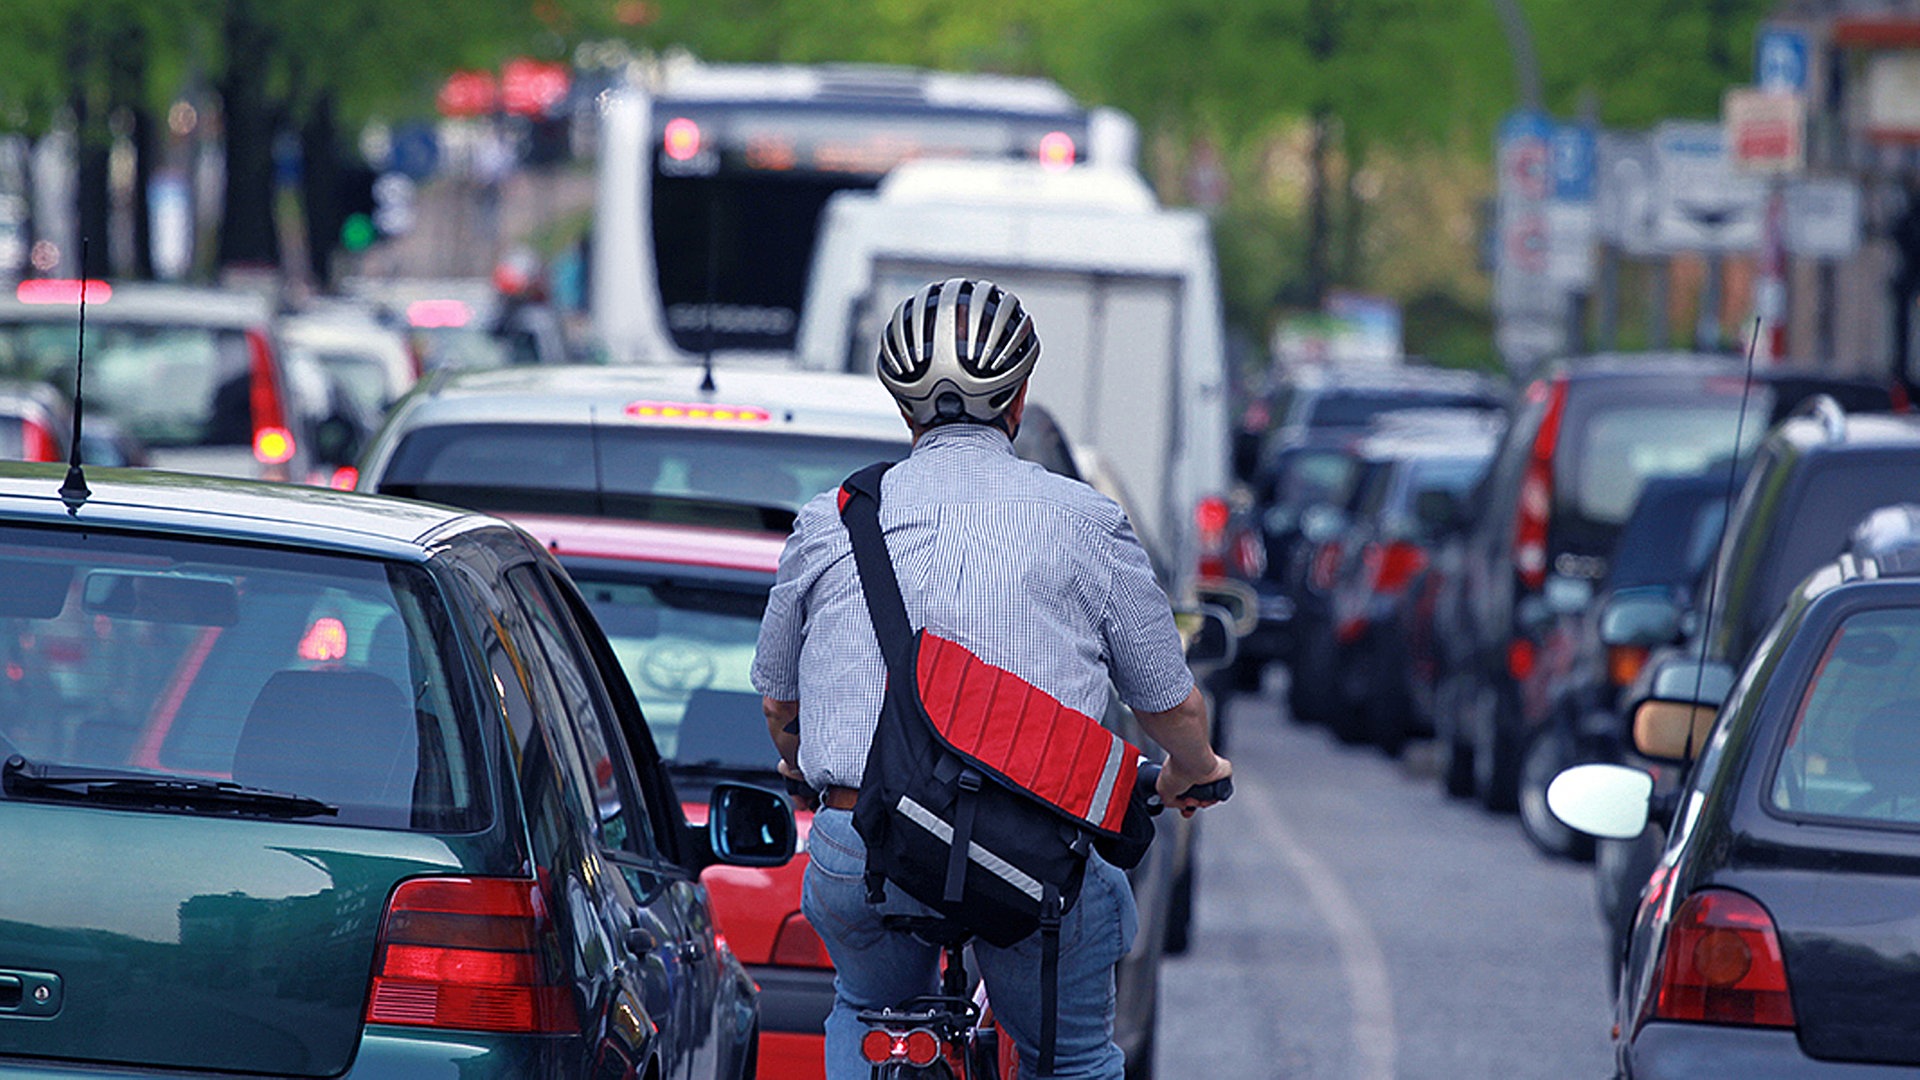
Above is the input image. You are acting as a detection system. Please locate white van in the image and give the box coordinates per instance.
[793,159,1231,597]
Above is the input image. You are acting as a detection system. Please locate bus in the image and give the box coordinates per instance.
[590,59,1136,365]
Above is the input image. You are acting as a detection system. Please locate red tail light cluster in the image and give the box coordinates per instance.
[1364,540,1428,596]
[862,1027,942,1066]
[20,418,59,463]
[365,876,578,1034]
[1513,378,1567,593]
[1654,889,1795,1028]
[770,912,833,968]
[1195,496,1231,581]
[246,329,296,468]
[1310,540,1346,592]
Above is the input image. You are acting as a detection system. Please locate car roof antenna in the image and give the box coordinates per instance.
[699,188,718,393]
[58,242,93,514]
[1685,316,1763,758]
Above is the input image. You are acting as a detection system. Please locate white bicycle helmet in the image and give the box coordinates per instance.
[876,278,1041,426]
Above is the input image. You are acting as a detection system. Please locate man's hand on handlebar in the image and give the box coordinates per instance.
[1152,755,1234,818]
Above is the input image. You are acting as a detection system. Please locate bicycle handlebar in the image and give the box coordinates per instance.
[1134,761,1234,815]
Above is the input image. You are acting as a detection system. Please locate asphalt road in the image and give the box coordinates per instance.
[1155,673,1616,1079]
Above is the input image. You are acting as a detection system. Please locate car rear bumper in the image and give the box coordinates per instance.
[0,1032,574,1079]
[1630,1022,1920,1077]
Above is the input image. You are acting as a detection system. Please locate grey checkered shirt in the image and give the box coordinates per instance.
[751,422,1194,790]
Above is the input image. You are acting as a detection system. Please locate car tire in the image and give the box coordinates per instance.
[1517,724,1595,861]
[1471,685,1521,813]
[1330,644,1373,744]
[1433,676,1476,798]
[1287,632,1337,726]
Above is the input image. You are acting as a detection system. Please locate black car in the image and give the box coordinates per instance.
[1550,503,1920,1076]
[1441,355,1766,813]
[0,463,792,1079]
[1588,398,1920,966]
[1513,472,1734,860]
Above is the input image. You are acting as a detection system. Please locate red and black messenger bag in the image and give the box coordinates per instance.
[835,462,1156,945]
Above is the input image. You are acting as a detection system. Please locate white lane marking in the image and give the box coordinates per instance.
[1245,776,1398,1080]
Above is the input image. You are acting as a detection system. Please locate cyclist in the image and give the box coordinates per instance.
[753,277,1232,1078]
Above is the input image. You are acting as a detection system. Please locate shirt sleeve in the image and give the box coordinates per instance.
[751,511,819,701]
[1099,514,1195,713]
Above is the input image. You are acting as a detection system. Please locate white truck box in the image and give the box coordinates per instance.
[793,161,1230,596]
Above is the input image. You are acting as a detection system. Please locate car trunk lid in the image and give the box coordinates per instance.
[0,801,466,1075]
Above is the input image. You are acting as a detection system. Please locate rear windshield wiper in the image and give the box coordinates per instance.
[2,755,339,819]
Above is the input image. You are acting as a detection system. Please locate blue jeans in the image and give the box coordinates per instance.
[801,807,1137,1079]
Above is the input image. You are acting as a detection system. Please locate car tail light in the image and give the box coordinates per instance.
[1196,496,1230,581]
[1654,889,1795,1028]
[297,617,348,662]
[1365,540,1428,596]
[365,876,578,1034]
[770,912,833,969]
[1335,616,1368,645]
[1892,381,1912,414]
[329,465,360,491]
[1513,378,1566,593]
[1607,643,1650,688]
[246,329,296,469]
[1507,637,1537,681]
[20,417,58,462]
[1038,131,1076,171]
[1310,539,1345,592]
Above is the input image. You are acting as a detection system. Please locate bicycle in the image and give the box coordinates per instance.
[855,763,1233,1079]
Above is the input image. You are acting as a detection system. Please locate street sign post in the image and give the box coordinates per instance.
[1494,110,1564,370]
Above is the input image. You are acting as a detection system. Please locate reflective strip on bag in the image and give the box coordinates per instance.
[897,796,1045,901]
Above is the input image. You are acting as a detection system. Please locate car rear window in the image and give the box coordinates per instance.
[1304,389,1498,430]
[1772,607,1920,826]
[378,423,905,524]
[0,322,256,449]
[0,525,485,831]
[1561,402,1753,526]
[564,561,769,775]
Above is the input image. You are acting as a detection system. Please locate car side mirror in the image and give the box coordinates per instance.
[1546,763,1653,839]
[1622,656,1734,763]
[1599,588,1684,648]
[1193,579,1257,637]
[702,782,795,869]
[1177,604,1238,673]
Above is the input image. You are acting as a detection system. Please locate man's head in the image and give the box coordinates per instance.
[876,278,1040,436]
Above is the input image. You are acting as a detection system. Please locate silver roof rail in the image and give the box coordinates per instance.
[1791,393,1846,442]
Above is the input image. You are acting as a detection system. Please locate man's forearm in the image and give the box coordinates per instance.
[1133,687,1219,775]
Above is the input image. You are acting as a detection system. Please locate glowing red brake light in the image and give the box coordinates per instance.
[770,912,833,969]
[16,279,112,305]
[624,400,772,424]
[1038,131,1076,171]
[861,1027,942,1066]
[903,1029,941,1066]
[405,299,472,329]
[861,1030,896,1064]
[297,617,348,662]
[1654,889,1795,1028]
[366,877,578,1034]
[664,117,702,162]
[246,329,295,468]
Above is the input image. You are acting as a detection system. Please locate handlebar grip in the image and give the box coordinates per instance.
[1134,763,1233,815]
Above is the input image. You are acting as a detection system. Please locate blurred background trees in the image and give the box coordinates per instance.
[0,0,1773,366]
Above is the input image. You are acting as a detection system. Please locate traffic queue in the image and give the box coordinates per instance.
[1227,350,1920,1075]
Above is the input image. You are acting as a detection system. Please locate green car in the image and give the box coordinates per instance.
[0,463,792,1078]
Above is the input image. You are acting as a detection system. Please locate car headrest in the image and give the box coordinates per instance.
[232,669,418,824]
[672,688,767,769]
[1852,699,1920,801]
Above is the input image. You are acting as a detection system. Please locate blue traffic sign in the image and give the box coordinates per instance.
[1551,124,1596,202]
[1756,26,1809,93]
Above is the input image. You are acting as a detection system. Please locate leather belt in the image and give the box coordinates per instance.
[820,786,859,810]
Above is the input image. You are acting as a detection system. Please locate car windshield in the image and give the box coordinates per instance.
[0,322,254,449]
[565,563,769,774]
[1773,607,1920,827]
[378,422,904,521]
[1304,389,1496,430]
[0,525,483,831]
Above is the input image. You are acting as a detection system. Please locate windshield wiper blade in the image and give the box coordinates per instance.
[2,755,338,819]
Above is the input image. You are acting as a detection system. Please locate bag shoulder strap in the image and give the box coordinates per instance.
[837,462,913,674]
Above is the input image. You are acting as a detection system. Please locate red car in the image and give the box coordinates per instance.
[509,513,832,1079]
